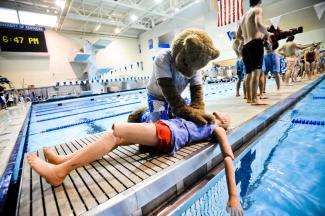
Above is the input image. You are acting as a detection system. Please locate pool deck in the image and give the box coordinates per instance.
[0,103,31,178]
[7,75,325,215]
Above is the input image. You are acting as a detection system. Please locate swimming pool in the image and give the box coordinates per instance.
[172,79,325,215]
[27,81,239,152]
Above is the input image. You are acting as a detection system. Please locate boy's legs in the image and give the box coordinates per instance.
[28,123,159,186]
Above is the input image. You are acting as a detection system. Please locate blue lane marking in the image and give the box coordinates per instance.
[34,100,122,116]
[34,98,124,113]
[291,118,325,126]
[36,101,141,122]
[43,110,133,132]
[313,96,325,99]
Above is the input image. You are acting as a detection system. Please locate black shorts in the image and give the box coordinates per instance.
[242,39,264,73]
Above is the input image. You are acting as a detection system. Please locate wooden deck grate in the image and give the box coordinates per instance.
[18,133,209,216]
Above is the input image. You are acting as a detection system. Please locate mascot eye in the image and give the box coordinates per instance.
[183,58,188,67]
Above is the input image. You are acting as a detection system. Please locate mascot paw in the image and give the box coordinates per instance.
[176,106,215,125]
[127,107,148,123]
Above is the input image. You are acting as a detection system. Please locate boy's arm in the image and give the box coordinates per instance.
[255,7,269,39]
[296,43,312,50]
[214,127,243,215]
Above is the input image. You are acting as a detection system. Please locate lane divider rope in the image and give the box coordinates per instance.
[43,111,133,133]
[36,101,141,122]
[313,96,325,99]
[291,118,325,126]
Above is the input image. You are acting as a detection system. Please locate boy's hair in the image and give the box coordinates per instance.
[286,35,295,42]
[250,0,261,7]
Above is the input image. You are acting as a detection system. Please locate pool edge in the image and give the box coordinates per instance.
[82,75,325,216]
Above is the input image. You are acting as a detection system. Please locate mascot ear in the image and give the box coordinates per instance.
[209,46,220,60]
[184,34,219,61]
[184,34,203,54]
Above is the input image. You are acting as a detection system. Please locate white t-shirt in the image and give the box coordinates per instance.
[147,49,202,99]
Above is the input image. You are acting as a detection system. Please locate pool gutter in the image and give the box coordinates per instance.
[0,104,32,213]
[83,75,324,216]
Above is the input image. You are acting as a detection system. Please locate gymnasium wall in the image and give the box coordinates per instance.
[0,30,141,88]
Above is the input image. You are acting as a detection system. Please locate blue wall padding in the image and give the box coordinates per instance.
[158,43,170,48]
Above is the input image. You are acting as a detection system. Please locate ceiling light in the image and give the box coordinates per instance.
[130,15,138,21]
[195,0,201,3]
[19,11,57,27]
[175,8,180,12]
[46,9,50,13]
[94,23,101,31]
[115,28,120,34]
[0,8,19,24]
[155,0,163,3]
[55,0,65,9]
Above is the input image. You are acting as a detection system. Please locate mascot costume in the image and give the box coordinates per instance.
[128,29,220,124]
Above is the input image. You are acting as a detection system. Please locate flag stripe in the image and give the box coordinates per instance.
[217,0,243,27]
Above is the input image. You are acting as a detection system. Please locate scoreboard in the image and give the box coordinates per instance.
[0,22,48,53]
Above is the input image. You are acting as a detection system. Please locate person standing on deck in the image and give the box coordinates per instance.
[236,0,270,105]
[278,36,313,84]
[231,31,246,99]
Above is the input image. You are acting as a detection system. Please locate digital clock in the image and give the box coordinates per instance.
[0,23,47,53]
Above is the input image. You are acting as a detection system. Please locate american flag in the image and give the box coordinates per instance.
[217,0,243,27]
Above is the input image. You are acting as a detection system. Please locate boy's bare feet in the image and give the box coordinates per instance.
[246,99,252,103]
[260,95,268,99]
[236,93,240,97]
[251,99,268,105]
[27,153,66,186]
[44,147,61,164]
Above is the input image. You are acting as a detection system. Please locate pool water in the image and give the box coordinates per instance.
[27,81,239,152]
[179,80,325,215]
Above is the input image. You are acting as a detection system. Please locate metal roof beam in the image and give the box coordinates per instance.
[66,13,150,30]
[92,0,172,18]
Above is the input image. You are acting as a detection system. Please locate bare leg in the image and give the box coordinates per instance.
[243,78,247,99]
[236,79,241,97]
[27,123,159,186]
[311,62,316,77]
[274,73,280,90]
[251,69,267,105]
[263,75,266,93]
[306,62,312,80]
[259,73,268,99]
[44,147,75,164]
[44,137,132,165]
[284,69,293,85]
[245,73,252,103]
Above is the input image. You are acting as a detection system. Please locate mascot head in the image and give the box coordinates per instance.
[171,28,220,77]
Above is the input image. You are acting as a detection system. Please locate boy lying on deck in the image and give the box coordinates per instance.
[27,112,244,216]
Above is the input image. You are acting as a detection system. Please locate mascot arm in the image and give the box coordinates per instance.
[157,78,214,125]
[190,84,205,110]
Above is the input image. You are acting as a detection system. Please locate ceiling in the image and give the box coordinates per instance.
[0,0,197,38]
[0,0,323,39]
